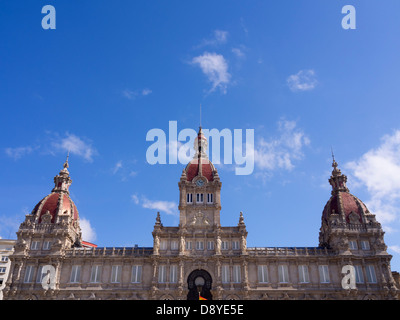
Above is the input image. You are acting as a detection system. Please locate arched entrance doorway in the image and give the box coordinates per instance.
[187,269,213,300]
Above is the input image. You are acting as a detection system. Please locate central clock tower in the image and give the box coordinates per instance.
[178,126,222,229]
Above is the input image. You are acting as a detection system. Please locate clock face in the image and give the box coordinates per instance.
[196,179,204,187]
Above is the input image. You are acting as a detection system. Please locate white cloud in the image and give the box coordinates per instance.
[113,161,123,174]
[80,217,97,243]
[287,69,318,92]
[132,194,177,216]
[142,88,152,96]
[192,52,231,94]
[196,30,229,48]
[122,88,152,100]
[232,47,245,58]
[5,146,35,160]
[131,194,139,205]
[52,133,97,162]
[389,245,400,255]
[345,130,400,227]
[254,119,310,172]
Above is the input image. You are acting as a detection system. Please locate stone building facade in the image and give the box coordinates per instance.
[3,127,400,300]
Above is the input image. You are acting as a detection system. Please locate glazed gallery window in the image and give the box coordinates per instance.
[24,266,35,283]
[70,265,81,283]
[233,265,241,283]
[232,241,240,250]
[207,241,214,250]
[131,265,142,283]
[170,265,178,283]
[355,265,364,283]
[361,241,370,250]
[365,265,377,283]
[90,265,102,283]
[171,240,178,250]
[222,265,230,283]
[298,265,310,283]
[158,265,167,283]
[42,241,51,250]
[318,265,330,283]
[111,265,122,283]
[278,265,289,283]
[349,240,358,250]
[30,241,40,250]
[196,241,204,250]
[258,265,269,283]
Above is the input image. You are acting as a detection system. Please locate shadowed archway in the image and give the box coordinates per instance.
[187,269,213,300]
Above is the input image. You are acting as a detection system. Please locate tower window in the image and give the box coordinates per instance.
[30,241,40,250]
[207,193,213,204]
[196,241,204,250]
[232,241,239,250]
[196,193,203,203]
[187,193,193,204]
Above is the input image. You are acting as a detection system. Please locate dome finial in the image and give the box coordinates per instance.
[64,150,70,169]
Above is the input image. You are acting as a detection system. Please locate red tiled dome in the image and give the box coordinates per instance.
[32,192,79,223]
[185,159,215,182]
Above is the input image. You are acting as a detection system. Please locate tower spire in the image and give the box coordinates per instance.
[52,153,72,194]
[199,103,202,129]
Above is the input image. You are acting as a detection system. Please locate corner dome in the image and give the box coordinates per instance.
[31,156,79,226]
[321,157,370,224]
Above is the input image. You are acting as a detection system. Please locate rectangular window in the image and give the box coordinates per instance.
[30,241,40,250]
[24,266,35,283]
[232,241,239,250]
[233,265,241,283]
[158,265,167,283]
[111,265,122,283]
[70,265,81,283]
[90,265,102,283]
[131,265,142,283]
[207,193,213,204]
[278,265,289,283]
[186,241,192,250]
[42,241,51,250]
[221,241,229,250]
[207,241,214,250]
[196,241,204,250]
[354,265,364,283]
[171,241,178,250]
[160,240,167,250]
[258,265,269,283]
[361,241,370,250]
[318,265,330,283]
[349,240,358,250]
[298,265,310,283]
[366,265,377,283]
[187,193,193,204]
[170,265,178,283]
[36,265,45,283]
[196,193,203,203]
[222,265,230,283]
[0,267,6,273]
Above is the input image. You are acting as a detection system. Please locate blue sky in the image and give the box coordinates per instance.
[1,1,400,271]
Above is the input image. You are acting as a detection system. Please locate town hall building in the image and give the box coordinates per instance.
[2,127,400,300]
